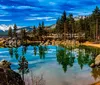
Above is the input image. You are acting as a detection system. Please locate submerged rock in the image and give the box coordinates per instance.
[0,60,25,85]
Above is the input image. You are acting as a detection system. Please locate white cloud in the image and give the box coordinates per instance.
[0,13,11,17]
[0,4,39,10]
[30,14,39,16]
[46,18,57,21]
[25,16,53,21]
[0,5,7,9]
[49,2,56,5]
[0,14,6,17]
[16,6,35,9]
[78,12,92,15]
[38,0,44,2]
[0,19,12,21]
[68,11,92,16]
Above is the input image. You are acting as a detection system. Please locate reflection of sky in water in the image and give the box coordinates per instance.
[0,45,100,85]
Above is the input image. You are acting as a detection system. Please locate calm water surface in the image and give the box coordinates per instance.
[0,45,100,85]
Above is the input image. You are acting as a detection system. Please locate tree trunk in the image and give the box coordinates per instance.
[96,18,98,41]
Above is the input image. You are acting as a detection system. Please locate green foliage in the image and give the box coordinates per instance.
[13,24,17,37]
[56,47,75,72]
[39,46,47,59]
[55,6,100,41]
[8,27,12,37]
[21,29,27,44]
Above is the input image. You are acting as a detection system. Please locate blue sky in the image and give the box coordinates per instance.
[0,0,100,27]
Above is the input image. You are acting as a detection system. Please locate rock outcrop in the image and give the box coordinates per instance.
[0,60,25,85]
[4,37,21,47]
[90,54,100,68]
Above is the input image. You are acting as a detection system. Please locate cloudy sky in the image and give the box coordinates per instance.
[0,0,100,26]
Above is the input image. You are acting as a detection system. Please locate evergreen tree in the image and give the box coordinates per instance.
[32,26,36,37]
[68,14,75,39]
[61,11,67,33]
[13,24,17,37]
[8,26,12,38]
[41,21,45,35]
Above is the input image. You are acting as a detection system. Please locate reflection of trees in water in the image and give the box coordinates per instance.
[56,47,75,72]
[18,56,29,81]
[39,46,47,59]
[33,46,37,56]
[79,45,100,58]
[18,46,29,81]
[9,48,13,58]
[9,47,19,60]
[8,45,47,84]
[9,45,48,60]
[91,67,100,80]
[56,46,100,72]
[77,50,92,69]
[9,46,29,81]
[14,48,19,60]
[22,46,27,55]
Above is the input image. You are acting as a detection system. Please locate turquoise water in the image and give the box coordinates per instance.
[0,45,100,85]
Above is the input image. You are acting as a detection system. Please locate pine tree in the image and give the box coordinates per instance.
[41,21,45,35]
[13,24,17,37]
[8,26,12,38]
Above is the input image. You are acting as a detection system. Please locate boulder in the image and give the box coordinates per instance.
[95,54,100,66]
[90,54,100,68]
[0,59,11,69]
[0,60,25,85]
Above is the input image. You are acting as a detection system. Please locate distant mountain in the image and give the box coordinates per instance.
[45,24,56,29]
[0,24,21,36]
[18,26,33,32]
[0,24,14,32]
[0,24,56,36]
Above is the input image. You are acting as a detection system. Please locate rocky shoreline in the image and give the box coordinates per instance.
[40,39,80,47]
[0,60,25,85]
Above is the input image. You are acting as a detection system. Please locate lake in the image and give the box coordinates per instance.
[0,45,100,85]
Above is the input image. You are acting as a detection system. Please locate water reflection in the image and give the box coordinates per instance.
[8,45,48,60]
[14,48,19,60]
[8,45,100,81]
[56,46,75,72]
[22,46,27,55]
[33,46,37,56]
[91,67,100,80]
[39,46,47,59]
[18,56,29,80]
[9,48,13,58]
[56,46,100,72]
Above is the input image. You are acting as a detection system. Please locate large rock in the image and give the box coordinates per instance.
[0,60,25,85]
[95,54,100,66]
[90,54,100,68]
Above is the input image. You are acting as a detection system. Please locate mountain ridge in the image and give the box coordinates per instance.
[0,24,56,36]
